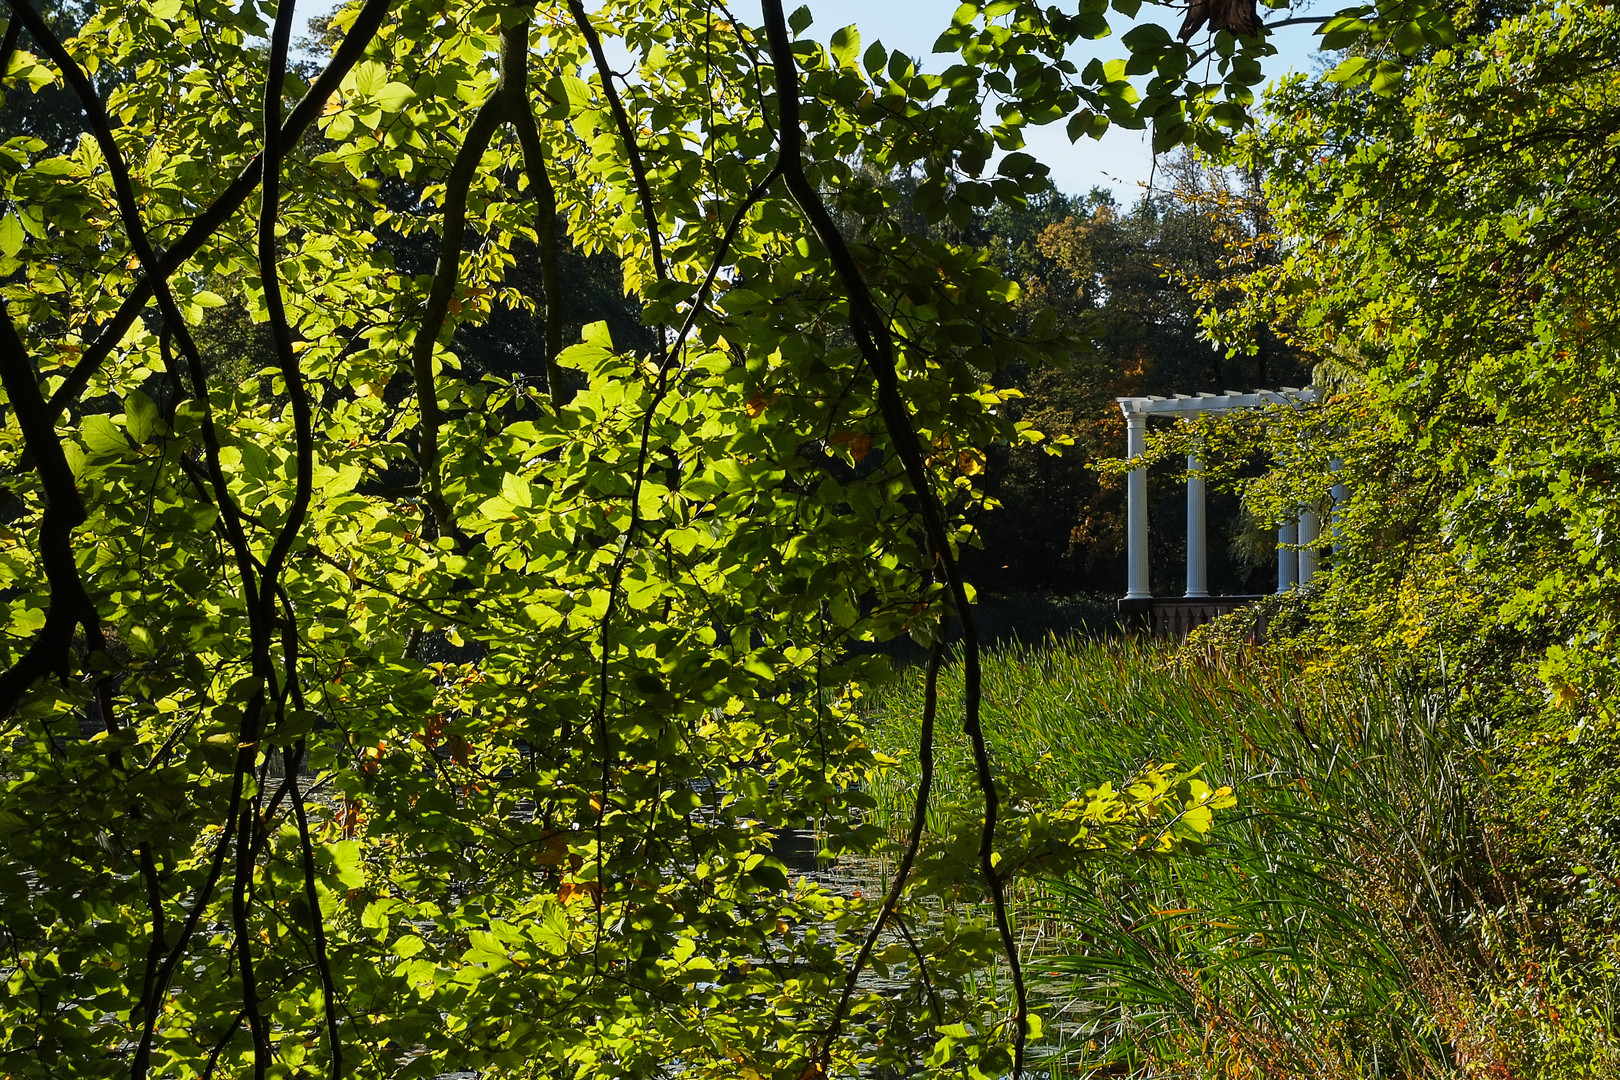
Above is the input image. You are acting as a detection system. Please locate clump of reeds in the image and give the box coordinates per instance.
[863,636,1620,1079]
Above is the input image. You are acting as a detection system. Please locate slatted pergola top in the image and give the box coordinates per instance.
[1116,387,1319,417]
[1116,387,1326,603]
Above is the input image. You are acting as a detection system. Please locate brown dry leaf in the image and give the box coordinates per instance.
[537,831,570,866]
[557,880,600,905]
[957,449,986,476]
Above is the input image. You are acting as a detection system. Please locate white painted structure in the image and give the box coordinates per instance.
[1116,388,1323,600]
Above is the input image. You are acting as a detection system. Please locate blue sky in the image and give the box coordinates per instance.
[292,0,1334,199]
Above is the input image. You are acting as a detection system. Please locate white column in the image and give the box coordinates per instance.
[1277,517,1298,593]
[1185,453,1208,598]
[1124,411,1150,600]
[1297,507,1320,586]
[1330,458,1348,553]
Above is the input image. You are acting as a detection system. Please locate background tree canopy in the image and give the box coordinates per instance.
[0,0,1543,1077]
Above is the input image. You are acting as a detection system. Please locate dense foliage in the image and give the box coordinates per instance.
[1190,0,1620,877]
[10,0,1565,1075]
[0,0,1350,1075]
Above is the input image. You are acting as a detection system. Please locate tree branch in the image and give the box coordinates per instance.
[823,626,944,1054]
[0,299,101,716]
[760,3,1026,1073]
[567,0,668,353]
[505,22,569,408]
[402,31,512,537]
[229,2,305,1071]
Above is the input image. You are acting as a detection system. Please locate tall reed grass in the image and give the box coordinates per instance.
[863,636,1620,1079]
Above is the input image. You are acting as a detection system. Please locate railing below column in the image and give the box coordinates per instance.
[1118,596,1268,642]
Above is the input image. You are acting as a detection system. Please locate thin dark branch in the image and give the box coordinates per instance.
[668,158,783,364]
[402,29,513,536]
[892,908,944,1024]
[255,2,314,642]
[230,3,303,1071]
[505,21,568,408]
[289,748,343,1077]
[824,627,944,1046]
[273,583,343,1079]
[760,2,1025,1073]
[566,1,668,304]
[199,1008,248,1080]
[131,769,246,1080]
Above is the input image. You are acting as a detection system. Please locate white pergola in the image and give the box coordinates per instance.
[1117,388,1322,601]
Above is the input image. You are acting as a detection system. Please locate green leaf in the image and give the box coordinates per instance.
[1328,55,1373,84]
[996,151,1040,177]
[124,388,162,444]
[1121,22,1172,52]
[1370,60,1404,95]
[0,215,22,259]
[329,841,365,890]
[350,59,387,96]
[500,472,533,509]
[830,25,861,69]
[789,4,813,34]
[546,74,592,118]
[863,41,888,78]
[1066,109,1108,141]
[373,81,416,112]
[81,414,126,458]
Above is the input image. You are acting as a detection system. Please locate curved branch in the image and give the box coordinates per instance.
[229,4,304,1072]
[667,158,782,364]
[130,768,247,1080]
[566,2,668,299]
[759,2,1027,1072]
[6,60,275,1070]
[5,0,258,603]
[403,36,509,536]
[823,627,944,1051]
[255,8,314,617]
[273,580,343,1079]
[0,300,101,715]
[505,24,568,408]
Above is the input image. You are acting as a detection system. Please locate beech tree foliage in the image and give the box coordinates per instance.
[0,0,1432,1077]
[1194,0,1620,700]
